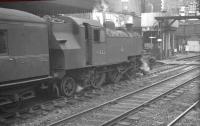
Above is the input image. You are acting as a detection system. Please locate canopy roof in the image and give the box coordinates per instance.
[0,7,44,22]
[60,16,102,27]
[0,0,96,16]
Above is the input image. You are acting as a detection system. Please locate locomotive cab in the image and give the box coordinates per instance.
[83,21,106,66]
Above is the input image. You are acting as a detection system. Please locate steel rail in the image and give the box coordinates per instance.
[101,74,199,126]
[176,55,200,61]
[167,101,199,126]
[48,66,198,126]
[150,64,187,75]
[0,76,52,88]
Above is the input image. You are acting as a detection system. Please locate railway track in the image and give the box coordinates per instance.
[47,66,199,126]
[113,77,199,126]
[167,101,199,126]
[146,64,185,78]
[0,64,190,125]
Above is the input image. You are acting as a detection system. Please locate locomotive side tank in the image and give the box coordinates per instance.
[104,21,143,64]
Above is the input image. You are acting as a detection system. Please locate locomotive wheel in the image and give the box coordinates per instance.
[108,70,122,83]
[60,77,77,97]
[90,72,106,88]
[0,95,22,113]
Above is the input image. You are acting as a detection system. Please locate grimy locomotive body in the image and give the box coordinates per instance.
[0,8,147,111]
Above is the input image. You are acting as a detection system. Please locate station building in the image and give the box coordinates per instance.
[175,21,200,52]
[141,0,200,60]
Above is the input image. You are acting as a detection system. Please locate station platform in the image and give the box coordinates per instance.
[157,53,200,65]
[157,60,200,65]
[174,53,200,60]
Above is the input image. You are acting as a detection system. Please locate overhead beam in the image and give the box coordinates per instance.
[168,19,176,26]
[155,15,200,20]
[0,0,96,15]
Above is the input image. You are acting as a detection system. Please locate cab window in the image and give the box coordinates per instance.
[93,29,100,42]
[0,30,7,54]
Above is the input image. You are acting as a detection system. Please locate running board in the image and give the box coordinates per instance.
[0,76,52,88]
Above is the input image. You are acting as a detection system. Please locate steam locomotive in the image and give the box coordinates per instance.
[0,8,147,111]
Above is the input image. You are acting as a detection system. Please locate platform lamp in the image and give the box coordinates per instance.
[149,36,156,49]
[157,38,163,59]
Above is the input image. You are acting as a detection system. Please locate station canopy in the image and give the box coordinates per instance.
[0,0,96,16]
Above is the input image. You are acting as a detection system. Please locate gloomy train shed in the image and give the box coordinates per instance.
[0,0,96,16]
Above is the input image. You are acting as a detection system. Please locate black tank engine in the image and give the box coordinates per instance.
[0,8,147,111]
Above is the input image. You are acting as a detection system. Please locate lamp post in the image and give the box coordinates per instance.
[149,36,156,49]
[157,38,163,59]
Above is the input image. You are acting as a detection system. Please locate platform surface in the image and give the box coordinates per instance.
[157,53,200,65]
